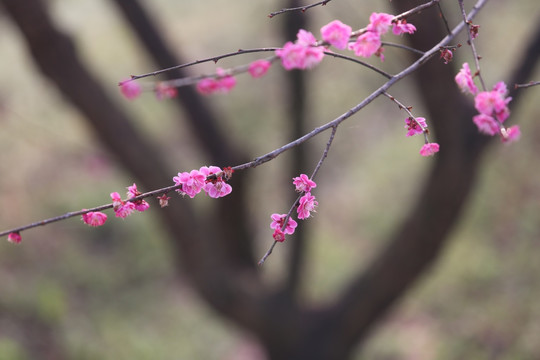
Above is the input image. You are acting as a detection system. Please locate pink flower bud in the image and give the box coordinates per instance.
[7,232,22,244]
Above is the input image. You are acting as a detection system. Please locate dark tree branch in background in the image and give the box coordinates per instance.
[109,0,255,268]
[282,0,310,301]
[0,0,267,342]
[323,1,540,357]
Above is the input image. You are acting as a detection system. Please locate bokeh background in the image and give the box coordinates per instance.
[1,0,539,359]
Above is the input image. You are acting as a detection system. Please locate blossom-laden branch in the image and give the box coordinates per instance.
[458,0,486,91]
[2,0,491,246]
[258,125,337,265]
[122,0,444,99]
[383,92,440,156]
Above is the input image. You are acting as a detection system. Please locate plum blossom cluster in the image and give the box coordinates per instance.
[270,174,318,242]
[348,13,416,61]
[6,166,234,243]
[455,63,520,143]
[275,13,416,70]
[119,79,178,101]
[118,13,416,100]
[111,183,150,219]
[173,166,233,199]
[403,115,440,157]
[79,183,150,228]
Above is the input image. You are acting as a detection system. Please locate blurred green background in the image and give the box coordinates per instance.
[1,0,539,359]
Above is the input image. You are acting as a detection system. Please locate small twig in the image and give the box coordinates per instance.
[393,0,441,21]
[311,125,338,180]
[383,91,428,133]
[381,41,426,56]
[258,125,338,265]
[514,80,540,89]
[0,184,183,238]
[130,48,279,81]
[458,0,487,91]
[323,51,393,79]
[437,2,452,35]
[268,0,333,18]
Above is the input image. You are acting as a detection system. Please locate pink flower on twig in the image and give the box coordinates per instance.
[82,211,108,227]
[119,79,142,100]
[297,193,318,220]
[321,20,352,50]
[419,143,440,157]
[349,32,381,58]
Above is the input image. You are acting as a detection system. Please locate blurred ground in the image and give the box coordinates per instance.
[0,0,539,359]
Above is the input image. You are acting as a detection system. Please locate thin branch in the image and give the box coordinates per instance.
[268,0,333,18]
[0,184,183,238]
[437,2,452,35]
[131,48,279,81]
[514,80,540,89]
[381,41,426,56]
[259,125,338,265]
[311,125,338,180]
[133,1,441,83]
[323,51,393,79]
[458,0,487,91]
[393,0,441,21]
[383,92,428,132]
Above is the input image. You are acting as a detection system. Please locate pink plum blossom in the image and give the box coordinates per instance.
[470,24,480,40]
[115,202,135,218]
[349,31,381,58]
[82,211,108,227]
[440,49,453,64]
[200,166,232,198]
[419,143,440,157]
[126,183,150,212]
[119,79,142,100]
[155,83,178,100]
[367,12,394,35]
[272,229,286,242]
[276,42,307,70]
[501,125,521,144]
[392,19,417,35]
[293,174,317,193]
[216,68,237,92]
[455,63,478,95]
[111,192,123,208]
[196,69,237,95]
[276,30,325,70]
[320,20,352,50]
[110,192,135,218]
[248,59,272,78]
[158,194,171,208]
[297,193,318,220]
[173,170,206,198]
[303,46,326,69]
[270,213,297,235]
[196,78,221,95]
[474,82,512,121]
[473,114,499,136]
[405,117,427,137]
[296,29,318,47]
[7,232,22,244]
